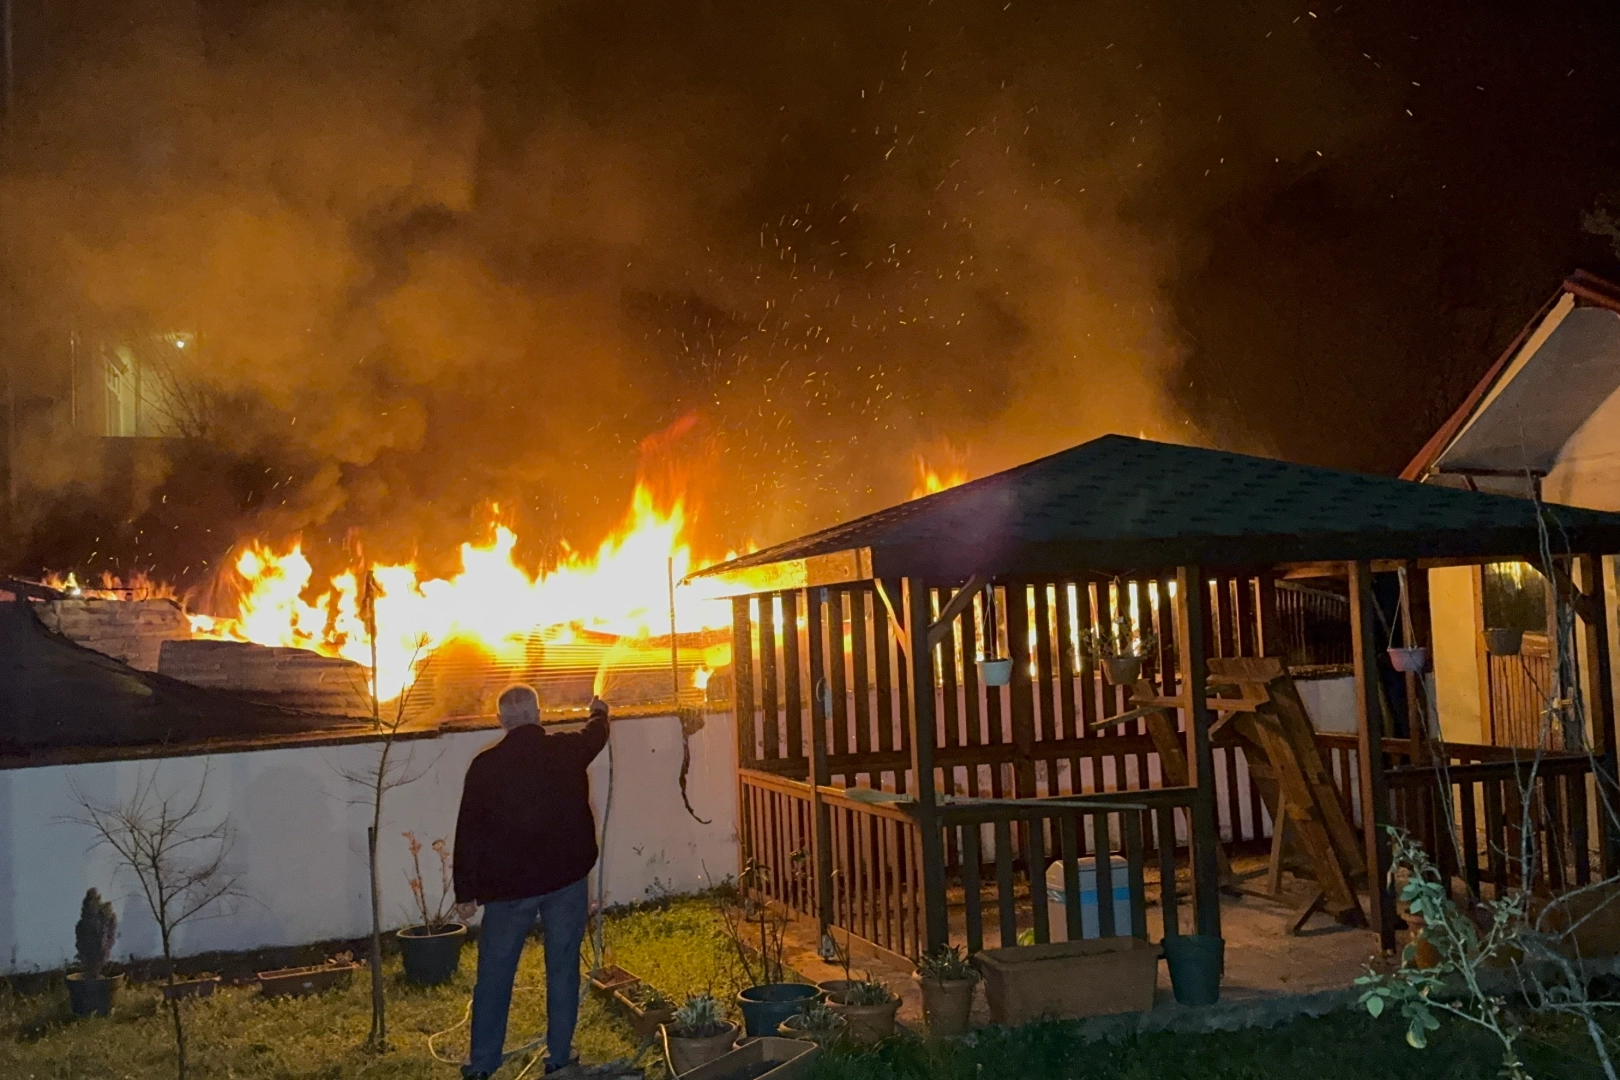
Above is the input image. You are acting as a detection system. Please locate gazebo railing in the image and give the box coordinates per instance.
[1385,752,1599,898]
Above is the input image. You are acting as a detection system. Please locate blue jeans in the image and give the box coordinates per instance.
[465,877,590,1076]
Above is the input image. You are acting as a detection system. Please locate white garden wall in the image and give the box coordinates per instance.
[0,712,737,973]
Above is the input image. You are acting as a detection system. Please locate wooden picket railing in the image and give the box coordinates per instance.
[1385,751,1599,898]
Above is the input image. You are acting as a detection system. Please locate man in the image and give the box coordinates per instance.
[453,685,610,1079]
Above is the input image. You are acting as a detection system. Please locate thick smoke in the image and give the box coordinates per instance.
[1,0,1374,584]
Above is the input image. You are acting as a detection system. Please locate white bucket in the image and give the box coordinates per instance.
[1044,856,1132,941]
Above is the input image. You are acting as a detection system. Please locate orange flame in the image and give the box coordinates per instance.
[195,480,740,700]
[910,454,969,500]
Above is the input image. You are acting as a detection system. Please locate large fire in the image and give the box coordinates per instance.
[911,454,970,500]
[189,481,739,700]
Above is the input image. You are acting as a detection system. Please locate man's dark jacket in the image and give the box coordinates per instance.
[453,709,609,904]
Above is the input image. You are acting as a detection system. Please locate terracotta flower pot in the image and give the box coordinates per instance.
[827,992,900,1044]
[660,1020,740,1075]
[915,974,975,1037]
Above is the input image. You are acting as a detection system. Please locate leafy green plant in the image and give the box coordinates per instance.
[1356,828,1530,1078]
[1078,610,1157,662]
[791,999,843,1032]
[74,889,117,980]
[670,991,728,1037]
[625,983,671,1010]
[836,976,894,1006]
[915,944,977,983]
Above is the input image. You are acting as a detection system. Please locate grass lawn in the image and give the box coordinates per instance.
[0,893,1611,1079]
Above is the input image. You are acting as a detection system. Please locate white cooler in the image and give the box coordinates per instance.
[1045,856,1133,940]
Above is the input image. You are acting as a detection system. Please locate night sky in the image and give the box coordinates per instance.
[2,0,1619,584]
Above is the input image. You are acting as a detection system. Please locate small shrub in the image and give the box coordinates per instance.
[836,976,893,1006]
[793,999,842,1032]
[74,889,117,979]
[916,944,976,982]
[671,991,728,1037]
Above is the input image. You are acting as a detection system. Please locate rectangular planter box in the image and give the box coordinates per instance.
[974,937,1156,1025]
[162,976,220,1002]
[588,965,640,995]
[614,987,675,1039]
[257,963,358,998]
[678,1036,817,1080]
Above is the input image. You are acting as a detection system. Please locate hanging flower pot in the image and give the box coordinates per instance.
[1101,656,1142,686]
[1483,627,1524,657]
[977,658,1013,686]
[1386,646,1429,674]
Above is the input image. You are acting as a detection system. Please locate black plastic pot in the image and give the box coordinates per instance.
[397,923,467,986]
[1163,934,1224,1007]
[736,983,820,1037]
[66,972,123,1017]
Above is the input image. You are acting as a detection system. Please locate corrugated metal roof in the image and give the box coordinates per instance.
[697,434,1620,587]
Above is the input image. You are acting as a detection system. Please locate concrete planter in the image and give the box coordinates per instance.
[915,974,975,1037]
[677,1036,817,1080]
[974,938,1156,1024]
[257,963,357,998]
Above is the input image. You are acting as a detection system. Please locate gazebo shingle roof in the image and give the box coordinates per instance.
[696,435,1620,587]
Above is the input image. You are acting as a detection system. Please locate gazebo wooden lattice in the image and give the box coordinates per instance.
[693,435,1620,964]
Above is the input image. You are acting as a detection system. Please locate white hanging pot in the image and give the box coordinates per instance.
[1483,627,1524,657]
[977,658,1013,686]
[1102,656,1143,686]
[1387,646,1429,674]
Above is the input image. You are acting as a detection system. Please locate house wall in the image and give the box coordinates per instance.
[1428,566,1486,744]
[1294,674,1356,733]
[1544,382,1620,512]
[0,712,737,974]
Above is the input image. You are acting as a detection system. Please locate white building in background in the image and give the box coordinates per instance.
[1404,271,1620,748]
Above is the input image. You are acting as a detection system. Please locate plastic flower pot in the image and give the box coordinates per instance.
[588,964,640,995]
[977,658,1013,687]
[1484,627,1524,657]
[615,987,676,1040]
[674,1036,817,1080]
[815,978,857,997]
[915,974,975,1037]
[1101,656,1142,686]
[257,963,357,998]
[397,922,467,986]
[737,984,820,1038]
[1386,646,1429,674]
[1162,934,1224,1006]
[65,972,123,1017]
[827,991,901,1044]
[660,1020,740,1075]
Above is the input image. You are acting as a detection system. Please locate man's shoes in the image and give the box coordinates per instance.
[544,1057,580,1075]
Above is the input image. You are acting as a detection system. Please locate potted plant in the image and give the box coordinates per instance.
[826,975,900,1044]
[1079,611,1158,686]
[259,952,361,998]
[1484,627,1524,657]
[396,832,467,986]
[66,888,122,1018]
[913,943,977,1038]
[777,998,848,1046]
[615,981,675,1040]
[723,864,819,1037]
[660,991,740,1075]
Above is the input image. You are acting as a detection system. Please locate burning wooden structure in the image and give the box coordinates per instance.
[694,434,1620,965]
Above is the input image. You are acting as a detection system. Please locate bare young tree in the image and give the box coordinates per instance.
[334,579,436,1053]
[66,764,241,1080]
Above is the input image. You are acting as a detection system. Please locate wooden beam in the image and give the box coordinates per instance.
[874,578,911,661]
[902,577,950,951]
[1552,559,1602,627]
[806,588,836,934]
[927,573,989,648]
[1350,560,1397,952]
[1176,565,1222,939]
[1580,555,1620,875]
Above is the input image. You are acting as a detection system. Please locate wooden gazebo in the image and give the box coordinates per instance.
[693,435,1620,965]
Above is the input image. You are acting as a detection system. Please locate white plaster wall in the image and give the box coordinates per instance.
[1545,382,1620,512]
[0,713,737,973]
[1294,675,1356,733]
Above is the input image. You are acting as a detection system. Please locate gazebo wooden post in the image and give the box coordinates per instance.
[1349,560,1398,952]
[805,587,836,939]
[902,576,951,953]
[1578,554,1620,875]
[1175,565,1222,938]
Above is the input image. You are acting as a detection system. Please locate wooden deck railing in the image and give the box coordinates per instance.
[1385,751,1599,897]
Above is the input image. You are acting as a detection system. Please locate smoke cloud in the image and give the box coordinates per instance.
[1,0,1376,584]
